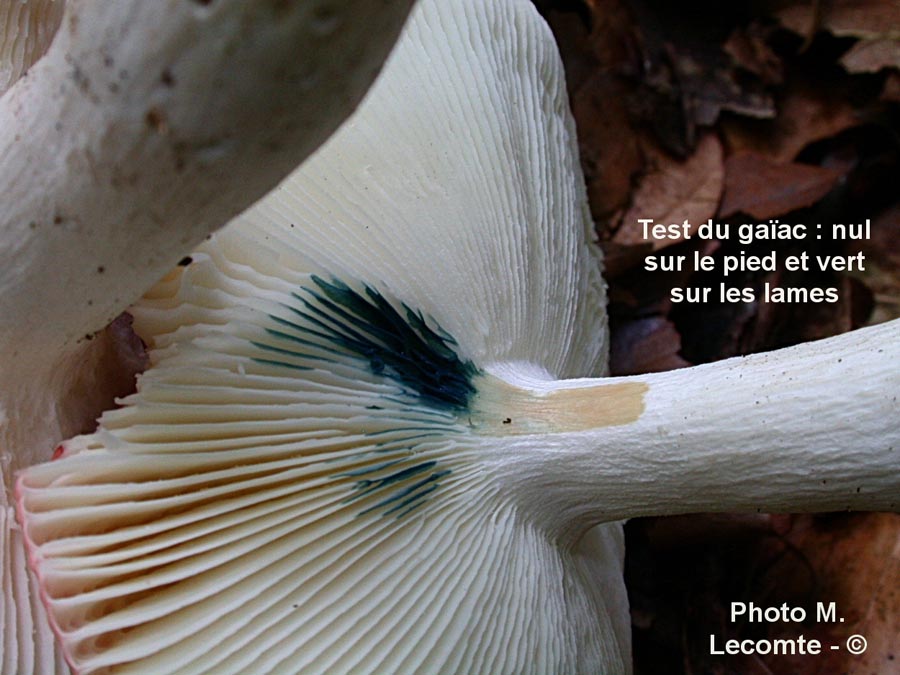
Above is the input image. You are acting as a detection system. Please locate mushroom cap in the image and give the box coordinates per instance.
[17,1,627,674]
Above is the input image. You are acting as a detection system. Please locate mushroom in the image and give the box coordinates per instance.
[11,0,900,673]
[0,0,415,672]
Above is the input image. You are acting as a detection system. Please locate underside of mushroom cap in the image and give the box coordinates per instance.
[3,4,77,671]
[227,0,609,379]
[17,260,625,675]
[16,0,628,674]
[0,0,63,96]
[1,507,69,674]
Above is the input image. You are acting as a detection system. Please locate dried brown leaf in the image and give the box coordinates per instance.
[860,203,900,322]
[616,133,723,248]
[609,316,690,376]
[548,2,645,223]
[623,3,775,154]
[775,0,900,40]
[722,82,861,162]
[724,23,785,85]
[601,241,655,278]
[657,38,776,131]
[757,513,900,675]
[573,74,645,223]
[841,37,900,73]
[719,151,844,219]
[881,70,900,100]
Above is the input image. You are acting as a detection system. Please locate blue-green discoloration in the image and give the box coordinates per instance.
[345,460,452,518]
[253,276,478,518]
[291,276,479,411]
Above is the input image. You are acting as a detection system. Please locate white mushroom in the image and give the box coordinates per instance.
[0,0,416,463]
[0,1,415,672]
[11,0,900,674]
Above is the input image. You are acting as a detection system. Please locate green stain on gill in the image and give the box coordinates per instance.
[387,484,442,519]
[251,357,313,372]
[340,459,450,520]
[357,469,451,516]
[251,275,478,518]
[338,458,407,478]
[250,341,318,367]
[365,426,446,437]
[293,276,480,412]
[351,460,438,496]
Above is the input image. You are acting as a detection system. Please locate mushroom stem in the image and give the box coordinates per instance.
[485,319,900,539]
[0,0,414,373]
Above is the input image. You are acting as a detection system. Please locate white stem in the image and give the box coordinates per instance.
[0,0,414,373]
[485,320,900,539]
